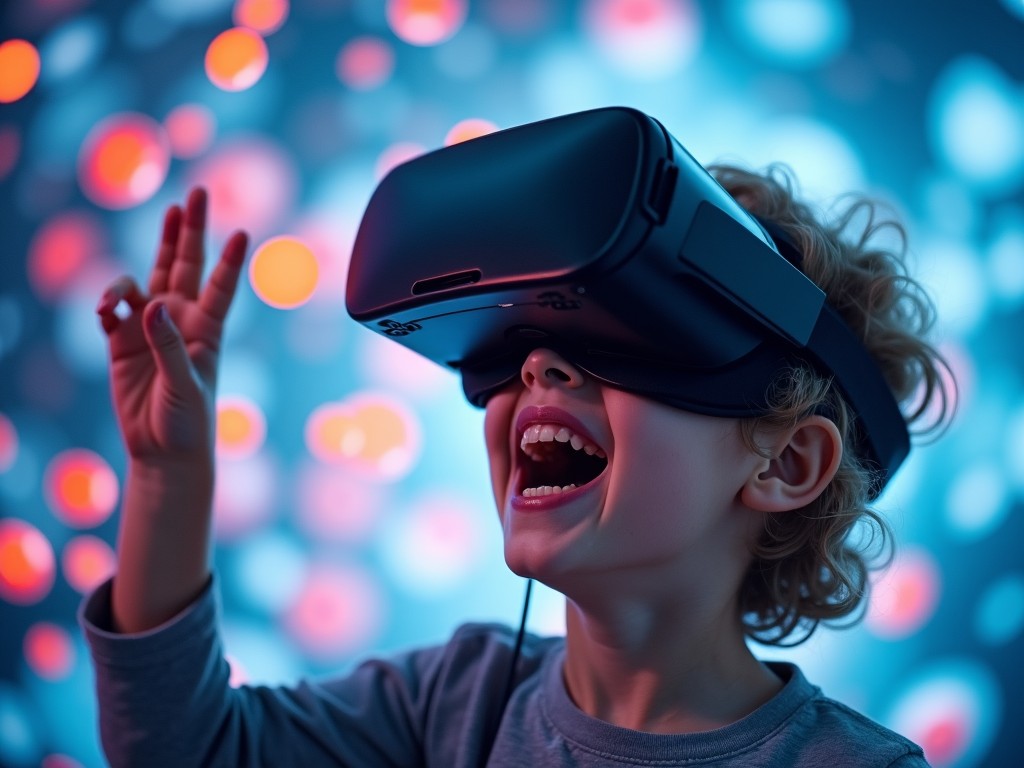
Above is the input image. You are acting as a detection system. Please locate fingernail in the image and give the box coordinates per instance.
[150,303,168,331]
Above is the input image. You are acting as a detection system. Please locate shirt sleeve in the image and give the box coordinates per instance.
[886,753,932,767]
[79,576,445,768]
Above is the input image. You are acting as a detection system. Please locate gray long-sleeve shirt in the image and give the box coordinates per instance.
[80,577,929,767]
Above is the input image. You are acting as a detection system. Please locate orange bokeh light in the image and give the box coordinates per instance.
[233,0,289,34]
[0,39,40,103]
[305,395,421,479]
[336,36,395,90]
[164,104,216,159]
[387,0,467,46]
[444,117,499,146]
[27,211,106,301]
[216,395,267,459]
[249,236,319,309]
[205,27,269,91]
[78,113,171,209]
[0,413,17,472]
[24,622,75,681]
[44,449,119,528]
[0,518,55,605]
[62,535,116,594]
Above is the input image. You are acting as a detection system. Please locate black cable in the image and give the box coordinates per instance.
[479,577,533,768]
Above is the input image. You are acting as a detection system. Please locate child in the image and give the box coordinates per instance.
[82,148,950,766]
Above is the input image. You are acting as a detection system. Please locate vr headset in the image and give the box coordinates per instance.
[346,107,909,496]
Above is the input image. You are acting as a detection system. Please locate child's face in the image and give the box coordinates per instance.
[483,348,766,596]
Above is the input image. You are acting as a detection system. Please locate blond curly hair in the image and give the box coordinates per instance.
[710,164,955,646]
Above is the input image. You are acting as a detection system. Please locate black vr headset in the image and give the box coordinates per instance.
[346,107,909,496]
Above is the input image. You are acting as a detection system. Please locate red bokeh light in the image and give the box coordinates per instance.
[62,534,116,594]
[24,622,76,681]
[283,563,383,659]
[0,413,17,472]
[867,547,941,639]
[27,211,106,301]
[336,36,395,90]
[0,518,56,605]
[164,104,216,159]
[44,448,119,528]
[78,113,171,209]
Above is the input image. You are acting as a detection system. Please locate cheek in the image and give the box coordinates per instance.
[483,392,517,508]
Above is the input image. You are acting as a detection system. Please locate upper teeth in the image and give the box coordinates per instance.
[520,423,606,459]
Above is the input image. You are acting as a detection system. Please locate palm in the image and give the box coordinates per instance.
[98,189,248,463]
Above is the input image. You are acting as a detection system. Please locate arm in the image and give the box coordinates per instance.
[96,188,245,632]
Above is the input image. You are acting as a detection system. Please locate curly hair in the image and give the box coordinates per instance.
[710,163,955,646]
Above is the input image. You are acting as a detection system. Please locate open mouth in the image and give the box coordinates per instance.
[516,423,608,498]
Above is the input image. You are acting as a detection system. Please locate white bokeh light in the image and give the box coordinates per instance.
[929,56,1024,194]
[945,462,1011,542]
[726,0,850,66]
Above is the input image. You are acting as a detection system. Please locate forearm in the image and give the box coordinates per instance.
[111,459,215,633]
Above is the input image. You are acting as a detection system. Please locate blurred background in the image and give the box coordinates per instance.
[1,0,1023,766]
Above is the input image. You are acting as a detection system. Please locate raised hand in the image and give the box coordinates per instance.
[97,187,249,468]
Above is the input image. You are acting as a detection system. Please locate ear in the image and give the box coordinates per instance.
[740,415,843,512]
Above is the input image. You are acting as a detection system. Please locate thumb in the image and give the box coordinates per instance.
[142,302,194,389]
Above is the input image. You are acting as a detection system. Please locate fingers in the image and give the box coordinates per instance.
[148,204,182,296]
[142,301,194,390]
[96,276,148,335]
[199,230,249,322]
[168,187,208,299]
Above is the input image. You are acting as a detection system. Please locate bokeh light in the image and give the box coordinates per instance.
[164,103,216,159]
[23,622,75,681]
[974,573,1024,647]
[216,395,267,459]
[43,449,118,528]
[336,36,395,91]
[444,117,498,145]
[929,56,1024,194]
[726,0,850,67]
[233,0,289,35]
[0,124,19,181]
[61,535,116,595]
[0,518,56,606]
[26,211,106,302]
[386,0,468,46]
[866,546,940,640]
[0,413,18,473]
[305,394,422,480]
[295,462,385,542]
[283,562,384,660]
[380,493,484,595]
[231,530,307,614]
[886,660,1001,768]
[375,141,426,180]
[205,27,269,92]
[212,454,277,540]
[0,39,41,103]
[38,16,107,84]
[945,462,1011,541]
[582,0,702,79]
[0,684,39,767]
[249,236,320,309]
[187,137,297,239]
[77,112,171,209]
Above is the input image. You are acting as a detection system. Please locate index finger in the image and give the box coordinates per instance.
[199,230,249,321]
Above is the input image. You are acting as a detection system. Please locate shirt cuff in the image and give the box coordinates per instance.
[78,575,219,668]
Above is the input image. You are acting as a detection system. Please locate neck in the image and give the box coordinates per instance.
[561,584,782,734]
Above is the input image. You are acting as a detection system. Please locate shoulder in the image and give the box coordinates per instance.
[768,663,930,767]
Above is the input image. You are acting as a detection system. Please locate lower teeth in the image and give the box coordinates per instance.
[522,484,577,498]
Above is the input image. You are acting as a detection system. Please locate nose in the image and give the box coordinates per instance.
[521,348,585,390]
